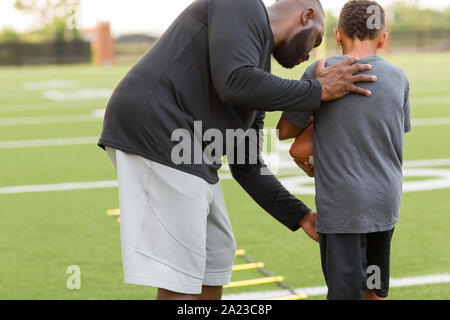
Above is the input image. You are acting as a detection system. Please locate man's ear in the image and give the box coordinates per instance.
[378,31,388,49]
[301,8,315,26]
[334,28,342,46]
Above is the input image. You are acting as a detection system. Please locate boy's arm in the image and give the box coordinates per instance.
[277,116,313,140]
[277,63,317,140]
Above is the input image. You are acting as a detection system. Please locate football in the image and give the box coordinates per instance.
[289,122,314,166]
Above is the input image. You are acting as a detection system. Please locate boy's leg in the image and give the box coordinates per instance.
[319,233,367,300]
[364,229,395,300]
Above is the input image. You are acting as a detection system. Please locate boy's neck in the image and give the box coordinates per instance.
[341,40,378,59]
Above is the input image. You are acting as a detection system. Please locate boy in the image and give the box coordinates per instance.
[278,0,411,300]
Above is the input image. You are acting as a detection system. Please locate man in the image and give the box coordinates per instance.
[99,0,376,300]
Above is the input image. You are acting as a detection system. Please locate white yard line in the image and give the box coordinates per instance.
[222,273,450,300]
[0,104,102,113]
[0,180,118,195]
[412,117,450,127]
[412,96,450,106]
[404,158,450,168]
[0,114,99,126]
[0,109,105,126]
[1,158,450,194]
[0,137,99,149]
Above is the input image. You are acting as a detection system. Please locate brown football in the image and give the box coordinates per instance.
[289,122,314,165]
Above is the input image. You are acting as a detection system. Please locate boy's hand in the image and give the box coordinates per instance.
[315,57,377,101]
[295,160,315,177]
[299,211,319,242]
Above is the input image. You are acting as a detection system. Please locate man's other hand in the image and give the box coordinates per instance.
[315,57,377,101]
[299,211,319,242]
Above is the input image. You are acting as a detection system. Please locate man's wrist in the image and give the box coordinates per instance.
[297,209,312,228]
[311,79,323,108]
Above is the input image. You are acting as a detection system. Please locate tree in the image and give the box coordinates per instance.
[14,0,82,42]
[0,28,21,44]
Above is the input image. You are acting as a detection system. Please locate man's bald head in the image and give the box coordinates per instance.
[269,0,326,68]
[276,0,325,21]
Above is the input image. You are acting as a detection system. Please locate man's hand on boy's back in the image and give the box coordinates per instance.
[315,57,377,101]
[299,211,319,242]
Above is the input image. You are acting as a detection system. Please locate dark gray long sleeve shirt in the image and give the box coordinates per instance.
[99,0,322,231]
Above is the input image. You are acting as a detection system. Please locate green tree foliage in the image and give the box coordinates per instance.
[389,2,450,33]
[0,28,21,43]
[13,0,82,43]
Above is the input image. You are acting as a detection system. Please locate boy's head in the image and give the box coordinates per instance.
[334,0,388,54]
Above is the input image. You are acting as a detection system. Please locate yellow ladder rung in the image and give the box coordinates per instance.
[235,249,246,256]
[224,276,284,288]
[266,294,308,301]
[106,209,120,217]
[232,262,265,271]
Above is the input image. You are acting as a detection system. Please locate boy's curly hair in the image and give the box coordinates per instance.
[338,0,386,41]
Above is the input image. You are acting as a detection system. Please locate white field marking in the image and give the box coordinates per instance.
[24,80,80,91]
[222,273,450,300]
[0,181,118,195]
[412,117,450,127]
[3,168,450,195]
[0,114,100,126]
[92,109,106,119]
[1,156,450,194]
[44,88,113,102]
[0,103,102,113]
[0,137,99,149]
[404,158,450,168]
[402,168,450,192]
[412,95,450,106]
[279,167,450,195]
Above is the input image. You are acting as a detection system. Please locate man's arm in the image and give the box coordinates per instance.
[208,0,322,112]
[228,113,317,240]
[208,0,376,112]
[230,162,310,231]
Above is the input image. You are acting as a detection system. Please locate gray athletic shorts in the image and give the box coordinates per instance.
[106,147,237,294]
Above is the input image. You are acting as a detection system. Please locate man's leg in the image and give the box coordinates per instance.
[199,286,223,300]
[107,148,212,299]
[157,288,199,300]
[201,182,237,300]
[156,286,222,300]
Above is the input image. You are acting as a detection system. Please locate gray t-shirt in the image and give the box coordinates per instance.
[283,56,411,234]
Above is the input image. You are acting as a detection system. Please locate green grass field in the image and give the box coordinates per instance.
[0,52,449,300]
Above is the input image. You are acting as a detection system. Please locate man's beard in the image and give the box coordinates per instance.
[273,28,313,69]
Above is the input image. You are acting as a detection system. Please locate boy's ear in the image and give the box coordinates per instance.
[334,28,342,46]
[378,31,388,49]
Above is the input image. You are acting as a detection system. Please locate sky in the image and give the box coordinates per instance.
[1,0,449,36]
